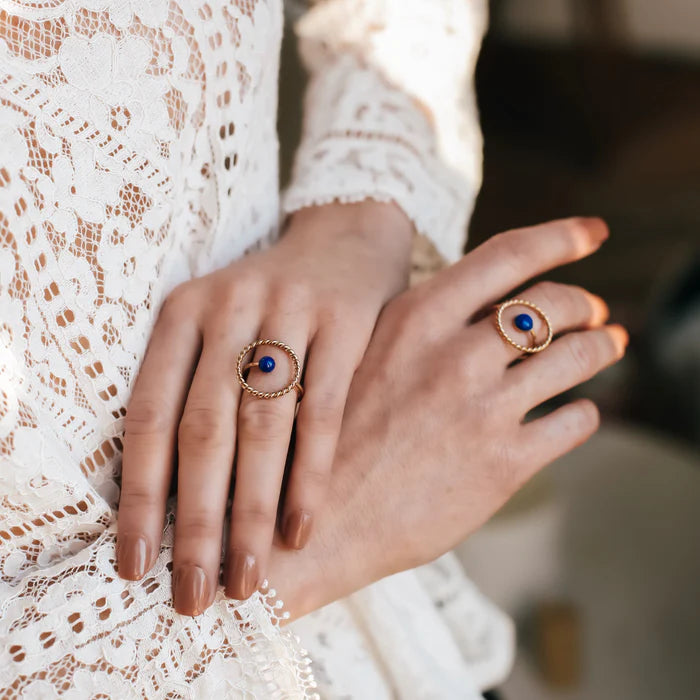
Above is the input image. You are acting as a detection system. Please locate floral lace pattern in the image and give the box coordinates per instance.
[1,505,316,698]
[0,0,491,696]
[284,0,487,263]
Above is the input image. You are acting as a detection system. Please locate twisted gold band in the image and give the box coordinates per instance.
[236,339,304,400]
[494,298,553,354]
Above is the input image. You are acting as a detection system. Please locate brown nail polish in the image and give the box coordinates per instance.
[117,533,150,580]
[173,564,209,616]
[224,551,259,600]
[284,510,312,550]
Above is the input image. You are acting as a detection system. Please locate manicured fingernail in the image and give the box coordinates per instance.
[224,550,259,600]
[284,510,313,550]
[117,533,150,580]
[173,564,209,616]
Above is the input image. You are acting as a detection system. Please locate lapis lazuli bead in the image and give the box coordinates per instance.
[258,356,276,373]
[514,313,534,332]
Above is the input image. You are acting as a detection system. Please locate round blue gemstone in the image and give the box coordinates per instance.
[514,313,534,332]
[258,356,276,373]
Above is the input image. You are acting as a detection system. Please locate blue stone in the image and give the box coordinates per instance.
[514,313,534,332]
[258,356,276,373]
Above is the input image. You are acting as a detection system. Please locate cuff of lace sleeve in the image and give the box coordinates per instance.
[282,136,471,264]
[282,48,480,264]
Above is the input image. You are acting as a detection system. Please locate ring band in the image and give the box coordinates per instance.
[236,339,304,400]
[494,298,553,354]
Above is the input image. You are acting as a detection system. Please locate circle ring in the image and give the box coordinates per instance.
[236,339,304,400]
[495,298,554,354]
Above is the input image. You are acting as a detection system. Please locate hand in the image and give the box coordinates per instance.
[116,200,414,615]
[267,217,628,620]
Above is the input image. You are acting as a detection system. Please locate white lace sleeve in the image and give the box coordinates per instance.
[282,0,488,262]
[0,1,318,695]
[0,492,316,699]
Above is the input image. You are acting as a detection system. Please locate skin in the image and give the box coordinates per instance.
[116,200,414,615]
[264,217,628,622]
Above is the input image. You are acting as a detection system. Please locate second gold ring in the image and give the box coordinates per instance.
[494,298,553,354]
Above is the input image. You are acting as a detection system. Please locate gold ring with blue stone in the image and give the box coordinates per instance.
[494,298,553,354]
[236,339,304,400]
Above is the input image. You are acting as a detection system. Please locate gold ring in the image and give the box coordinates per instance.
[494,298,553,354]
[236,339,304,400]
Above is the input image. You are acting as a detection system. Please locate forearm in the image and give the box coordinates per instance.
[283,0,488,263]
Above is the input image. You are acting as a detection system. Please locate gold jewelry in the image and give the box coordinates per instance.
[495,298,553,354]
[236,339,304,399]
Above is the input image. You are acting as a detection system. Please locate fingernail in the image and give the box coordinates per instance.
[117,533,150,580]
[173,564,209,616]
[224,550,259,600]
[284,510,313,550]
[620,326,630,348]
[583,217,609,243]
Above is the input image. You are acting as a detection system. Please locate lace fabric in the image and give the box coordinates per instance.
[289,552,515,699]
[0,0,494,696]
[284,0,487,263]
[1,502,317,698]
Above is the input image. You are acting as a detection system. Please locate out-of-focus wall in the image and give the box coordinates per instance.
[500,0,700,57]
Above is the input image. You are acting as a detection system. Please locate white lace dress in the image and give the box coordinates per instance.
[0,1,512,697]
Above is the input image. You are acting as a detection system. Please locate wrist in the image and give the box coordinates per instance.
[283,199,414,258]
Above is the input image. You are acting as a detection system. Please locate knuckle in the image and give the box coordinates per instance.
[300,467,330,490]
[576,400,601,433]
[237,400,288,441]
[177,514,220,540]
[160,283,195,323]
[271,280,311,314]
[218,282,252,318]
[233,501,276,527]
[125,398,170,437]
[566,333,598,376]
[178,406,227,450]
[299,391,344,432]
[557,400,601,449]
[318,300,347,327]
[531,280,563,310]
[119,485,159,510]
[490,230,529,271]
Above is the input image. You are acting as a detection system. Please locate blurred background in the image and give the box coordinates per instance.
[461,3,700,698]
[471,0,700,441]
[282,1,700,698]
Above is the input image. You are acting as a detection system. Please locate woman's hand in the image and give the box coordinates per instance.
[116,200,414,615]
[267,217,628,620]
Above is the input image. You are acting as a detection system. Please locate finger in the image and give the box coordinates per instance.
[117,298,201,581]
[505,324,629,412]
[224,319,309,600]
[515,399,601,483]
[282,322,366,549]
[424,217,609,323]
[173,323,249,616]
[468,281,610,368]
